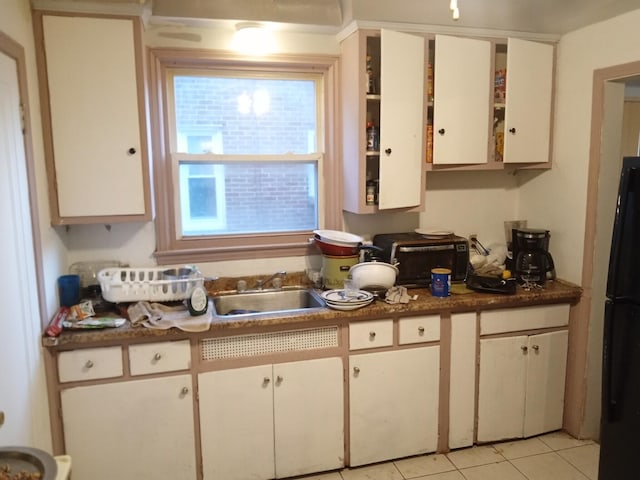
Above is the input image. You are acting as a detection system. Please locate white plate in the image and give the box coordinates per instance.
[415,228,454,237]
[325,299,374,311]
[321,289,374,303]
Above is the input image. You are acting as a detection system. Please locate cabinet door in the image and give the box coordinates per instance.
[349,346,439,466]
[60,375,196,480]
[41,15,149,220]
[477,336,527,443]
[199,365,275,480]
[433,35,491,165]
[273,357,344,478]
[503,38,554,164]
[378,29,425,209]
[523,330,568,437]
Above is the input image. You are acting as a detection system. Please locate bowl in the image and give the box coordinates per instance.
[162,267,199,280]
[313,229,363,247]
[349,261,398,290]
[313,238,360,256]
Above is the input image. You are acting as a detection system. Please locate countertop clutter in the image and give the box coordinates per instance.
[42,275,582,348]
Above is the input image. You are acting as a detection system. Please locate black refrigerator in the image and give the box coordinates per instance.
[599,156,640,479]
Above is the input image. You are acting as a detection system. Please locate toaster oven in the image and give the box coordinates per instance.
[372,232,469,287]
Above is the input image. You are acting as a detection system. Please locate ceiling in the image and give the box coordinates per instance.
[151,0,640,36]
[37,0,640,36]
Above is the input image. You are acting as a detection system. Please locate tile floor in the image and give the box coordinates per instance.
[303,431,599,480]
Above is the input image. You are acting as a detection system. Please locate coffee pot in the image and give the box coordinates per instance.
[511,228,556,285]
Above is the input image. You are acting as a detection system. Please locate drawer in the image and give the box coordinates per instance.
[58,346,123,383]
[480,303,570,335]
[129,340,191,376]
[349,319,393,350]
[399,314,440,344]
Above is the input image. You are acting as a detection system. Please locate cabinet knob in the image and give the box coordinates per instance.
[263,377,271,384]
[508,127,516,134]
[521,345,528,353]
[353,366,360,374]
[154,353,162,361]
[84,360,94,369]
[127,147,137,155]
[181,387,189,395]
[532,344,540,352]
[369,331,376,338]
[276,375,283,383]
[438,128,445,135]
[418,326,425,334]
[384,148,392,155]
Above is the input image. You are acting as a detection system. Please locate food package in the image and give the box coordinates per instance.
[495,69,506,103]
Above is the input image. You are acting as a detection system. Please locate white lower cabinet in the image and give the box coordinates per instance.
[60,374,197,480]
[198,356,344,480]
[349,346,440,466]
[477,329,568,442]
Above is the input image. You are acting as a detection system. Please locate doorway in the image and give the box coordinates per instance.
[0,31,50,447]
[576,63,640,439]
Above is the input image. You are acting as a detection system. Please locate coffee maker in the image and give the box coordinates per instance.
[511,228,556,285]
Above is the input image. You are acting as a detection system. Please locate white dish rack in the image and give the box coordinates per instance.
[98,267,204,303]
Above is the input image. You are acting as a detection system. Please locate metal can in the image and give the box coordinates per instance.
[431,268,451,297]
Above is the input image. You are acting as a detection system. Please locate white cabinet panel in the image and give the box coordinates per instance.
[61,375,196,480]
[480,303,570,335]
[503,38,554,164]
[58,346,122,383]
[398,314,440,345]
[349,319,393,350]
[349,346,439,466]
[40,14,149,221]
[523,330,568,437]
[449,312,477,449]
[378,29,425,209]
[129,340,191,376]
[433,35,492,165]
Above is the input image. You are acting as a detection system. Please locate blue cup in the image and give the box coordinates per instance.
[431,268,451,297]
[58,274,80,307]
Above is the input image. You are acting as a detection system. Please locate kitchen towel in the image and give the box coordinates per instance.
[127,301,212,332]
[384,286,415,304]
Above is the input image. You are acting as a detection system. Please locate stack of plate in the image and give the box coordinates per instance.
[321,289,374,311]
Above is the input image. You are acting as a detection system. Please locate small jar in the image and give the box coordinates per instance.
[366,181,376,205]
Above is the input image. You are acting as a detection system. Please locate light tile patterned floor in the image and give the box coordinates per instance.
[302,431,598,480]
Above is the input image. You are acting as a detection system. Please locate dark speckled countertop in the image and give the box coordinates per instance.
[42,277,582,349]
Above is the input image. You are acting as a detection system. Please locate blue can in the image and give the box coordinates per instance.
[431,268,451,297]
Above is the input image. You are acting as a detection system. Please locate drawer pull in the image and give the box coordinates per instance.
[521,345,528,353]
[154,353,162,361]
[84,360,94,369]
[353,366,360,374]
[181,387,189,395]
[418,326,425,334]
[532,344,540,352]
[369,331,376,338]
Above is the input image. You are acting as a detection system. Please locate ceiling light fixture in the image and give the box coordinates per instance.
[449,0,460,20]
[232,22,275,55]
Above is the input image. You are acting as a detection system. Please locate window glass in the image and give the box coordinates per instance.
[171,73,320,237]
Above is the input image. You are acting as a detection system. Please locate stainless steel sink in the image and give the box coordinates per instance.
[211,287,326,318]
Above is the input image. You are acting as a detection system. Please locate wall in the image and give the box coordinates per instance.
[520,8,640,438]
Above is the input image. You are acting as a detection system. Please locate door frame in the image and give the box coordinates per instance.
[0,31,46,325]
[566,60,640,436]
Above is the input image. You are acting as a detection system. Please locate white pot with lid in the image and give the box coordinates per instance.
[348,261,398,291]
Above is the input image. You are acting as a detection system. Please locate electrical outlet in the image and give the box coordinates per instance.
[469,233,478,242]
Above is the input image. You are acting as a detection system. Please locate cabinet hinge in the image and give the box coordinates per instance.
[19,103,26,135]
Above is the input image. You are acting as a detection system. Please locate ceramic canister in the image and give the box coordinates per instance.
[431,268,452,297]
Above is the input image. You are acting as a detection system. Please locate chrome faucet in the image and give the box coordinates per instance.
[254,271,287,290]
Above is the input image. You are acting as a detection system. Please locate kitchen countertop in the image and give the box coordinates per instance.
[42,278,582,349]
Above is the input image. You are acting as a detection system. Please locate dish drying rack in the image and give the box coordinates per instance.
[98,267,204,303]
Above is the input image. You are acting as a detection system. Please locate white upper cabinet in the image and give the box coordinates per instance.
[432,34,492,165]
[36,13,151,224]
[502,38,554,164]
[377,29,425,210]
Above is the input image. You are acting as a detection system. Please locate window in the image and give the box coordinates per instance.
[149,49,340,263]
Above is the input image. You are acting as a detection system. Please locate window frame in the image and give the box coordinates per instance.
[148,48,342,264]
